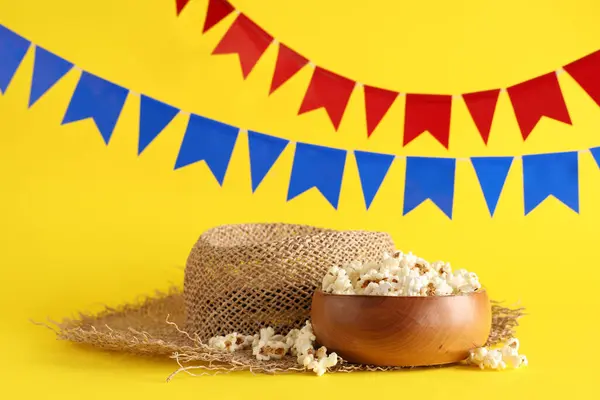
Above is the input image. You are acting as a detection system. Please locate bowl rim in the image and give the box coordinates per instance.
[314,288,487,300]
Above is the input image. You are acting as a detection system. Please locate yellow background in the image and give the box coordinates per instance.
[1,0,599,397]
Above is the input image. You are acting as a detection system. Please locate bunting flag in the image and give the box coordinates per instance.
[403,157,456,219]
[364,85,398,137]
[176,0,190,16]
[0,25,30,94]
[269,44,308,94]
[522,151,579,215]
[591,147,600,168]
[298,67,355,130]
[175,114,239,186]
[29,46,73,107]
[471,157,514,216]
[178,2,600,144]
[404,94,452,148]
[203,0,235,33]
[463,89,501,144]
[212,14,273,79]
[354,150,395,209]
[138,95,179,155]
[288,143,347,209]
[62,72,129,145]
[247,130,289,192]
[1,22,598,217]
[563,50,600,108]
[507,73,572,140]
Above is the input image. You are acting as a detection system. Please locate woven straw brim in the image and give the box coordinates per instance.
[50,286,525,379]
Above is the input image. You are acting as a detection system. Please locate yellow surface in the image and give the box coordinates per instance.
[0,0,598,397]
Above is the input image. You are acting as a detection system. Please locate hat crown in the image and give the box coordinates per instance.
[183,223,395,339]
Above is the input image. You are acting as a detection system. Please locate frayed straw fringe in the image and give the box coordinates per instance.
[36,286,525,381]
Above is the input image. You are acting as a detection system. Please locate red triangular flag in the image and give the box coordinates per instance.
[212,14,273,79]
[403,94,452,148]
[364,85,398,137]
[462,89,501,144]
[269,44,308,94]
[176,0,190,15]
[563,50,600,108]
[203,0,235,33]
[507,72,572,140]
[298,67,356,130]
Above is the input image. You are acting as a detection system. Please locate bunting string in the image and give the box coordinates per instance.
[1,23,598,218]
[176,0,600,148]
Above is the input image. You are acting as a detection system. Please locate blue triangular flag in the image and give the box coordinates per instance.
[403,157,456,219]
[287,143,347,209]
[29,46,73,107]
[471,156,514,216]
[522,151,579,215]
[0,25,30,93]
[139,95,179,155]
[248,130,289,192]
[354,150,395,209]
[590,147,600,168]
[174,114,239,186]
[62,72,129,144]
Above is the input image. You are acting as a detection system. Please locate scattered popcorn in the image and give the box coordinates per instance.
[252,327,289,361]
[322,250,482,297]
[467,338,528,370]
[285,328,300,355]
[307,351,339,376]
[207,320,339,376]
[207,332,254,353]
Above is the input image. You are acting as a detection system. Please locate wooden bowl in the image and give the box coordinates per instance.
[311,290,491,367]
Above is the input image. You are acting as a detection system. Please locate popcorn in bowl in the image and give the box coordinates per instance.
[322,250,482,296]
[319,250,528,371]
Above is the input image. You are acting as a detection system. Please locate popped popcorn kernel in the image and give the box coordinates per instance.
[208,332,254,353]
[308,352,339,376]
[251,327,290,361]
[467,338,528,371]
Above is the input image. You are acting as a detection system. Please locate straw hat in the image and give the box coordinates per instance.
[48,223,523,378]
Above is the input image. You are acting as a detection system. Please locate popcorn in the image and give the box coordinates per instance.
[381,252,401,270]
[321,266,339,290]
[308,352,339,376]
[503,354,523,368]
[450,269,481,294]
[467,338,528,371]
[300,353,314,367]
[322,250,482,297]
[345,260,364,285]
[293,321,317,362]
[468,346,488,364]
[207,320,340,376]
[285,328,300,355]
[430,276,454,296]
[502,338,520,355]
[255,341,288,361]
[208,332,254,353]
[482,349,506,370]
[252,327,290,361]
[322,266,353,294]
[287,321,339,376]
[501,338,524,368]
[432,261,452,277]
